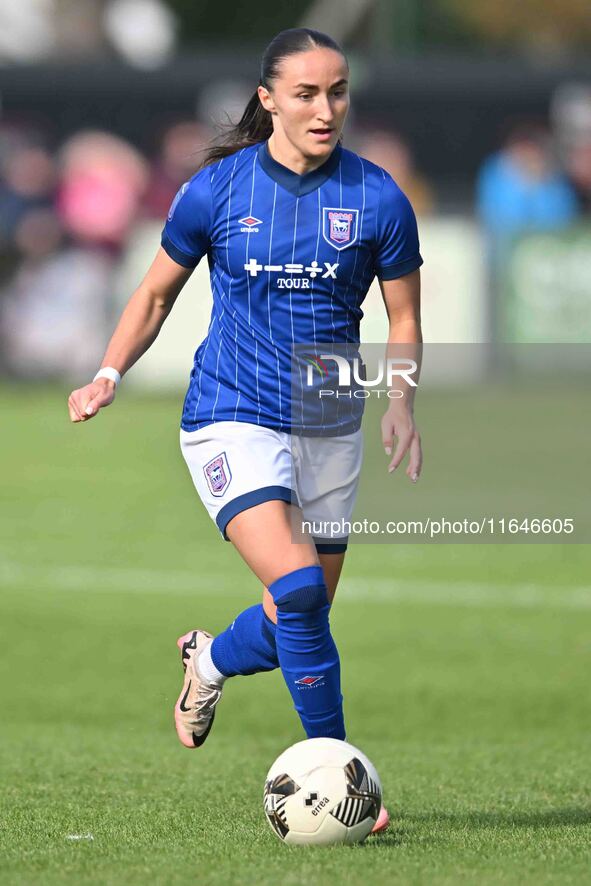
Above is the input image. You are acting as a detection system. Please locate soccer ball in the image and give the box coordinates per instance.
[263,737,382,846]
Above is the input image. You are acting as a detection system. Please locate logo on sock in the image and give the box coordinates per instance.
[295,675,324,687]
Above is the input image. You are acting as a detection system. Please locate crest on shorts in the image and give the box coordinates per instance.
[203,452,231,497]
[322,207,359,251]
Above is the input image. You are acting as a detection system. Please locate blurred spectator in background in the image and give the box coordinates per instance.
[1,208,114,378]
[0,129,56,255]
[551,84,591,215]
[356,127,435,216]
[565,139,591,213]
[476,123,579,233]
[57,130,149,252]
[476,121,580,342]
[1,128,149,378]
[142,120,212,219]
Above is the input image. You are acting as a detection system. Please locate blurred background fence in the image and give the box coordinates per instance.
[1,0,590,388]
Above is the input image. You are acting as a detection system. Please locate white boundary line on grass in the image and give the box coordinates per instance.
[1,560,591,610]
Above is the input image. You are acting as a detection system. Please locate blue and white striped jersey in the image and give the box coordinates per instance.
[161,140,422,434]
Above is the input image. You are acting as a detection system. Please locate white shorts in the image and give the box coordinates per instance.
[180,421,363,552]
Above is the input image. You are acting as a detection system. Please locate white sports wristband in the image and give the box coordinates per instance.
[93,367,121,386]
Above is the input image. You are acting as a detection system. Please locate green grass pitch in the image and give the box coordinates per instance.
[1,384,590,885]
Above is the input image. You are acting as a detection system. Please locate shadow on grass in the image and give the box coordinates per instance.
[361,806,591,849]
[407,807,591,828]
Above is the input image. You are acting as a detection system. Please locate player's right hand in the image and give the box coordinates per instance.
[68,379,116,422]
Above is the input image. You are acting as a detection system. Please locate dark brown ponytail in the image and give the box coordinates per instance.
[200,88,274,167]
[200,28,347,168]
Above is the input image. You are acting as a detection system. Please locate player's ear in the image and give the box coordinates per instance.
[258,85,276,114]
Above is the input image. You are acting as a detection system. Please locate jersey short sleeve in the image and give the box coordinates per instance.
[161,168,212,268]
[374,173,423,280]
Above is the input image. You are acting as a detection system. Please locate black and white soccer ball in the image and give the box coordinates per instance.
[263,738,382,845]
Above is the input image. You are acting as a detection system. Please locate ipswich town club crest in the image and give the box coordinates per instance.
[322,207,359,251]
[203,452,232,497]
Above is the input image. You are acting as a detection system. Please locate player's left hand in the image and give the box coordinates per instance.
[381,405,422,482]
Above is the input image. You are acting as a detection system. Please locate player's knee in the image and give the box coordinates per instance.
[269,565,328,614]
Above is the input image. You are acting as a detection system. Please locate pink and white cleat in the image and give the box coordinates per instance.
[371,804,390,834]
[174,630,224,748]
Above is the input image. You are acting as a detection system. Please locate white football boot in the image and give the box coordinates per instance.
[174,630,224,748]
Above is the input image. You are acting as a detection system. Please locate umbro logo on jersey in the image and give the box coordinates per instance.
[239,215,263,232]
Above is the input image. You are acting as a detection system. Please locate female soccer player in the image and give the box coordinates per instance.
[68,28,423,833]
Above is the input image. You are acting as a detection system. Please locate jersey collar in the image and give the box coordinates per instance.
[257,140,342,197]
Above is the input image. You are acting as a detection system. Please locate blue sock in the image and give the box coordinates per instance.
[269,565,345,740]
[210,604,279,676]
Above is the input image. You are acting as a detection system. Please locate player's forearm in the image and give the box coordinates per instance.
[386,317,422,409]
[388,313,422,346]
[98,285,175,378]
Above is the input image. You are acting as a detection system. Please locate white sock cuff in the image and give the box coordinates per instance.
[198,639,226,685]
